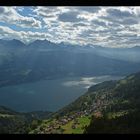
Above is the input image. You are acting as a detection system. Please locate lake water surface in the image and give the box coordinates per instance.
[0,75,123,112]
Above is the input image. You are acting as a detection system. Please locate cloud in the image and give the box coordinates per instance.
[106,8,133,18]
[92,20,107,27]
[58,11,82,23]
[0,25,52,43]
[120,18,138,25]
[77,7,101,13]
[33,7,59,18]
[0,7,41,29]
[0,6,140,48]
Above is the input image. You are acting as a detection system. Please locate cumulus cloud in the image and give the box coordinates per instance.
[0,25,53,43]
[0,7,41,28]
[106,8,133,18]
[77,7,101,13]
[58,11,82,23]
[0,6,140,48]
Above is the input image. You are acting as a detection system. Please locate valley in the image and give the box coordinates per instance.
[0,71,140,134]
[29,72,140,134]
[0,39,140,134]
[1,6,140,134]
[0,75,122,112]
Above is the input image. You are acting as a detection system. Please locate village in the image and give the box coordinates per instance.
[34,93,110,134]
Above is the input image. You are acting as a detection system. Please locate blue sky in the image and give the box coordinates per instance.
[0,6,140,48]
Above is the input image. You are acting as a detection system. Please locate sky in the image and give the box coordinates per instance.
[0,6,140,48]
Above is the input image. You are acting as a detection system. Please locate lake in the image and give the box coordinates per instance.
[0,75,123,112]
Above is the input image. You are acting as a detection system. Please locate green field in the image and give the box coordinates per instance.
[30,115,91,134]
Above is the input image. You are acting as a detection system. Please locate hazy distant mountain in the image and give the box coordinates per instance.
[0,39,25,48]
[92,46,140,63]
[0,39,140,88]
[28,39,59,49]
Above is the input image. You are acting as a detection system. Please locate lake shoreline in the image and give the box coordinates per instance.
[0,75,123,113]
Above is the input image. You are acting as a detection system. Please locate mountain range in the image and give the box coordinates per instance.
[0,39,140,88]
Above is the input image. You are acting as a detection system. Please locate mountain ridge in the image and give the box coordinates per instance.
[0,38,140,49]
[1,38,140,88]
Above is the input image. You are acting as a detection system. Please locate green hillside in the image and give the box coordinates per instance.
[0,106,52,134]
[30,71,140,134]
[85,72,140,133]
